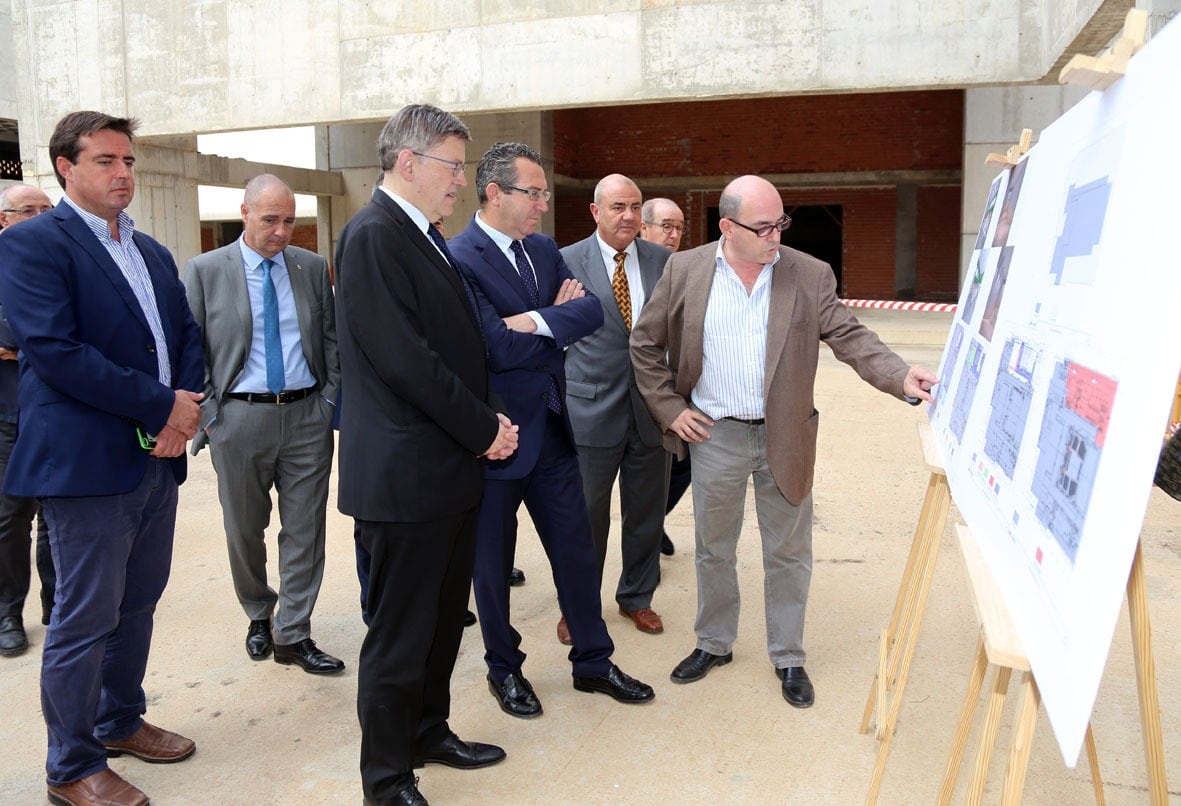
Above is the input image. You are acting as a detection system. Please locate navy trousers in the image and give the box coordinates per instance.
[40,458,178,785]
[473,412,613,680]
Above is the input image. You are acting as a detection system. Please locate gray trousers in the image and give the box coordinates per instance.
[209,394,334,645]
[577,423,669,611]
[689,417,813,669]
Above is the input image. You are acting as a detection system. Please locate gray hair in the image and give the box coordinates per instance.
[474,142,542,203]
[642,197,679,223]
[377,104,471,172]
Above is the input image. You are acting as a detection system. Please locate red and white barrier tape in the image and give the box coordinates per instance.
[840,299,958,313]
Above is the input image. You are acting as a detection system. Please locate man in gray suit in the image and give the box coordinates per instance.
[183,174,343,675]
[560,174,671,642]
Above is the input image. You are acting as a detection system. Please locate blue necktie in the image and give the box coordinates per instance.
[510,241,562,415]
[261,258,285,395]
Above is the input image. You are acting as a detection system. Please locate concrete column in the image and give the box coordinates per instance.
[130,137,202,267]
[319,111,554,262]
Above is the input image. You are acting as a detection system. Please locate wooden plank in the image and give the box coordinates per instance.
[955,524,1029,671]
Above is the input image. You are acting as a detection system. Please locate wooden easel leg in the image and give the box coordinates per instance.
[936,637,988,805]
[1000,673,1040,805]
[860,471,949,736]
[1085,723,1105,805]
[1126,542,1168,805]
[966,664,1012,806]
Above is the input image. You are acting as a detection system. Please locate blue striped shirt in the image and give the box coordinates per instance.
[691,239,779,420]
[61,196,170,386]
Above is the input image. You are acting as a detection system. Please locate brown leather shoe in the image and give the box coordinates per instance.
[556,615,572,646]
[104,721,196,764]
[619,607,664,634]
[47,769,147,806]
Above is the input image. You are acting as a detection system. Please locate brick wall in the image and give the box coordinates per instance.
[915,186,962,302]
[551,90,964,299]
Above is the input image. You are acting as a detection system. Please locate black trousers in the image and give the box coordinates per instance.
[356,510,477,799]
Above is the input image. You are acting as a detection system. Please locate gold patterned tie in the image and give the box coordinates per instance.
[612,251,632,332]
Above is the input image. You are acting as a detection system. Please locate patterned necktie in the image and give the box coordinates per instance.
[510,241,562,414]
[510,240,539,307]
[612,251,632,332]
[261,258,285,394]
[426,223,481,323]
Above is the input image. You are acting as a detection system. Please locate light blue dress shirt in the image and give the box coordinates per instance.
[232,238,316,393]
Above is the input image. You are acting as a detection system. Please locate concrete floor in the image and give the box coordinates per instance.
[2,309,1180,804]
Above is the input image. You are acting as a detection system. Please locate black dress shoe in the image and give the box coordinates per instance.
[364,774,428,805]
[463,610,478,627]
[0,615,28,657]
[488,672,542,718]
[572,663,655,703]
[508,567,526,587]
[245,619,272,661]
[660,533,675,556]
[670,648,732,683]
[412,733,506,770]
[273,638,345,675]
[778,666,815,708]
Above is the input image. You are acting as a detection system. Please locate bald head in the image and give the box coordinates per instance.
[640,197,685,251]
[0,183,54,231]
[590,173,643,251]
[718,175,787,271]
[241,174,297,258]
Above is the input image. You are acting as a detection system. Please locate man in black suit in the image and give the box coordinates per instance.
[449,143,655,720]
[334,104,518,806]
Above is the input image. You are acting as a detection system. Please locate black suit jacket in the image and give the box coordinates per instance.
[333,191,500,522]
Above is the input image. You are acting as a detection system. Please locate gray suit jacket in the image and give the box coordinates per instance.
[182,242,339,452]
[560,234,670,448]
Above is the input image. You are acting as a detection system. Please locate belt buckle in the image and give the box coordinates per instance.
[276,391,289,405]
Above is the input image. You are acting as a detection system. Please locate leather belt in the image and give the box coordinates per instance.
[723,416,765,425]
[225,386,316,405]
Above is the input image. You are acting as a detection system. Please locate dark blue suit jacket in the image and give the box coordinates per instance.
[449,216,603,481]
[0,201,204,497]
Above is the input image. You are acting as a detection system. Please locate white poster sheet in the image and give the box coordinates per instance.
[926,16,1181,765]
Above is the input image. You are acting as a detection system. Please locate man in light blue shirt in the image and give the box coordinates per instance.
[183,175,343,675]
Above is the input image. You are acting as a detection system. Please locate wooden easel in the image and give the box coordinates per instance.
[938,525,1167,804]
[862,419,950,803]
[985,129,1033,170]
[1059,9,1148,91]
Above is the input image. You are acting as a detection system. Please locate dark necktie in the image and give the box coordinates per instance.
[612,251,632,332]
[510,241,562,414]
[426,224,481,322]
[510,240,539,307]
[261,258,285,394]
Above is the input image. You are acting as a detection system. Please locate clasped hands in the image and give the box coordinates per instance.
[150,389,205,458]
[483,413,519,461]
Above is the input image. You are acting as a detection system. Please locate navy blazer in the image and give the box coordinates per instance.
[449,216,603,480]
[0,201,204,497]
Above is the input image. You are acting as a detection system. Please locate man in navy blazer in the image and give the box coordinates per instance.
[0,112,204,806]
[449,142,654,720]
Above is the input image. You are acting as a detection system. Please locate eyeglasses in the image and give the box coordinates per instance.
[727,214,792,238]
[411,151,466,178]
[2,206,53,218]
[646,221,684,234]
[499,184,551,203]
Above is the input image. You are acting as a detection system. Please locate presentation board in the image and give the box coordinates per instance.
[927,15,1181,765]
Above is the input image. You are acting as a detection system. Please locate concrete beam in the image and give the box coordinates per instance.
[193,154,344,197]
